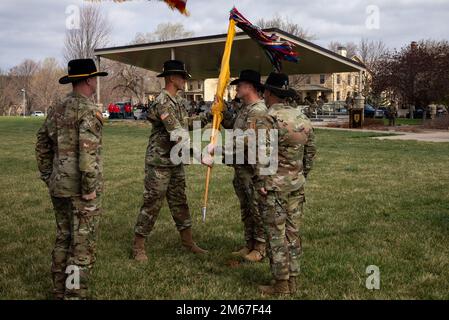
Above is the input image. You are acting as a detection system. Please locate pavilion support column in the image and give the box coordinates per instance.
[96,56,101,108]
[355,70,365,123]
[171,48,175,60]
[332,73,335,102]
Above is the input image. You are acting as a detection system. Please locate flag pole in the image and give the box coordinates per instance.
[202,18,236,222]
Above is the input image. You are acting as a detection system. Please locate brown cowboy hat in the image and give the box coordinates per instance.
[263,72,297,98]
[59,59,108,84]
[157,60,191,79]
[230,69,263,90]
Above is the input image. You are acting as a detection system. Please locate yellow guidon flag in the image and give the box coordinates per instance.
[201,18,236,222]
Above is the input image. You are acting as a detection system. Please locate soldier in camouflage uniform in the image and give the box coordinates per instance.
[219,70,268,262]
[386,100,398,126]
[35,59,107,300]
[132,60,208,262]
[253,72,316,295]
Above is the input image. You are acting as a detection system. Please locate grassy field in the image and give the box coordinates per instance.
[0,117,448,300]
[382,118,424,126]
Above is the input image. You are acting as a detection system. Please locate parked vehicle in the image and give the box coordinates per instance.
[133,108,148,120]
[406,108,431,119]
[338,107,348,115]
[31,111,45,117]
[378,106,388,114]
[364,104,384,118]
[437,106,448,116]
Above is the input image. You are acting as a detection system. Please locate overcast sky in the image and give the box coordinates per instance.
[1,0,448,70]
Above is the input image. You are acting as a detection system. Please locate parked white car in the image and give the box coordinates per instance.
[31,111,45,117]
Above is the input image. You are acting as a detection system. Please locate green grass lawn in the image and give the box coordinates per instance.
[382,118,423,126]
[1,117,448,300]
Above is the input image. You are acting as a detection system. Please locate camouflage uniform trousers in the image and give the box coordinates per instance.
[134,164,192,237]
[50,194,102,299]
[297,185,305,217]
[233,166,265,245]
[257,188,304,281]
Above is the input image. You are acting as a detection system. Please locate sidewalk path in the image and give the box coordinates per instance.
[315,126,449,143]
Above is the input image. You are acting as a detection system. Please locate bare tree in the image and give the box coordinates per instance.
[94,21,193,107]
[154,22,193,41]
[358,39,388,71]
[256,14,315,40]
[328,41,358,58]
[99,59,163,106]
[133,32,155,44]
[0,69,12,115]
[30,58,69,113]
[134,22,194,43]
[354,39,389,104]
[288,74,312,92]
[0,69,7,107]
[63,5,112,62]
[100,25,191,106]
[8,59,39,114]
[0,78,24,116]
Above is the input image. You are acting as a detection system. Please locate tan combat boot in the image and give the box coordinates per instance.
[270,277,297,293]
[258,280,290,295]
[244,241,265,262]
[132,234,148,262]
[180,228,208,254]
[231,240,253,257]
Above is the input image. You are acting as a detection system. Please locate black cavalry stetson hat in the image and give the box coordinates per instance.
[157,60,191,79]
[59,58,108,84]
[263,72,297,98]
[230,69,263,89]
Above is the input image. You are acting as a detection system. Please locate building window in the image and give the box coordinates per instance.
[355,76,359,86]
[336,91,341,100]
[320,74,325,84]
[348,75,351,85]
[337,75,341,85]
[189,84,193,91]
[306,76,311,84]
[198,82,201,90]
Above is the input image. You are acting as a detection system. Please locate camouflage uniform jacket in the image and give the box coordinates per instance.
[387,104,398,117]
[222,99,267,131]
[222,99,268,168]
[253,103,316,192]
[35,92,103,197]
[146,89,207,167]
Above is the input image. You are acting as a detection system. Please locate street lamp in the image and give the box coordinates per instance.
[20,88,26,117]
